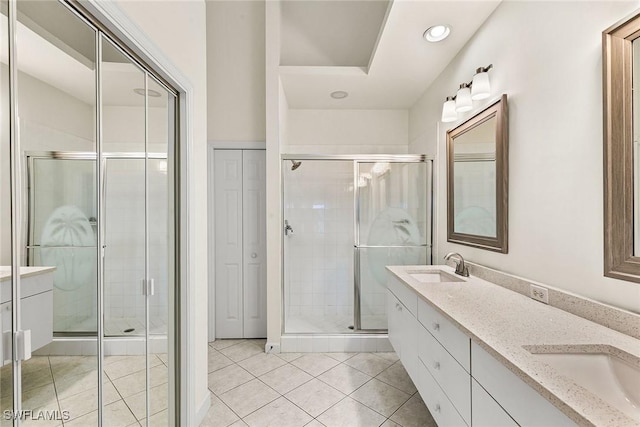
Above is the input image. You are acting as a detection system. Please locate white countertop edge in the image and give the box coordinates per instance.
[387,264,640,427]
[0,266,56,282]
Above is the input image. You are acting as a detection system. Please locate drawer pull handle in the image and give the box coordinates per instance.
[435,404,441,413]
[432,322,440,331]
[433,361,440,370]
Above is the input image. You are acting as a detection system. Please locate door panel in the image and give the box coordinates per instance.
[0,1,14,423]
[17,0,100,423]
[242,150,266,338]
[356,161,429,331]
[215,150,243,338]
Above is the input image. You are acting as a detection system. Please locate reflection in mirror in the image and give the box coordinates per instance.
[16,0,98,421]
[452,116,497,238]
[603,11,640,283]
[447,95,508,253]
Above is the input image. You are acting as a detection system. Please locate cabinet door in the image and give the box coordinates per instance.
[472,379,518,427]
[387,289,402,357]
[471,342,575,427]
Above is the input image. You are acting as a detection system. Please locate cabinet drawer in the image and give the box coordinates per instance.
[417,358,468,427]
[417,297,470,371]
[387,275,417,316]
[471,342,575,427]
[418,325,470,424]
[472,379,518,427]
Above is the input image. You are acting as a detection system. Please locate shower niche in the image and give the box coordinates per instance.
[282,156,432,335]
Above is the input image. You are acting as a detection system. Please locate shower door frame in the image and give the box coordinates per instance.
[281,154,434,335]
[24,151,169,336]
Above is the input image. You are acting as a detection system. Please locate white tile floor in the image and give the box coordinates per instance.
[202,339,435,427]
[0,354,169,427]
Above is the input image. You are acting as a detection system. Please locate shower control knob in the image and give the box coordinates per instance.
[251,253,257,258]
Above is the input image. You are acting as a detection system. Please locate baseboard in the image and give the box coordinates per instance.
[265,341,280,353]
[195,392,211,426]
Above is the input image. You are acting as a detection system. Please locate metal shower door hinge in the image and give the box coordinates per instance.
[141,278,155,296]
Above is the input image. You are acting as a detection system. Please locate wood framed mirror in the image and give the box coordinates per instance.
[446,94,508,253]
[603,11,640,283]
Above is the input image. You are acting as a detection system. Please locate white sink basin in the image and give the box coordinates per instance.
[528,349,640,421]
[408,270,465,283]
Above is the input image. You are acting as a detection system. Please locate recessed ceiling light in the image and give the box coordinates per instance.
[330,90,349,99]
[133,88,162,97]
[424,25,451,43]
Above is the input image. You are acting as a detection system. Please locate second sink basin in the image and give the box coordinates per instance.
[526,346,640,422]
[408,270,465,283]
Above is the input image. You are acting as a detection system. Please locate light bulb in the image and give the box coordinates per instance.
[441,97,457,122]
[455,84,472,112]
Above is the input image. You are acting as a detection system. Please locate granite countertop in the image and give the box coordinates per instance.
[0,266,56,282]
[387,264,640,427]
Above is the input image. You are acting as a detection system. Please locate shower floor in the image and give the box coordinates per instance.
[58,316,167,336]
[286,313,387,333]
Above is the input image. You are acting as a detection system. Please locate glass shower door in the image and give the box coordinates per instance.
[28,158,98,334]
[356,161,431,330]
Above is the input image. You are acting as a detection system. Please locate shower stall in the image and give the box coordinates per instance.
[25,152,169,338]
[282,155,432,335]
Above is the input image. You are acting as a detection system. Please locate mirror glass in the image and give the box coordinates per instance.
[447,95,508,253]
[452,116,497,237]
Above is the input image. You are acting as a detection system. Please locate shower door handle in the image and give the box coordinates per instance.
[141,278,155,296]
[284,220,294,236]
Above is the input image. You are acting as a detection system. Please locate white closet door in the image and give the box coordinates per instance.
[242,151,267,338]
[215,150,244,338]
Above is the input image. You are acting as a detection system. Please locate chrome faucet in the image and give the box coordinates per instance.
[444,252,469,277]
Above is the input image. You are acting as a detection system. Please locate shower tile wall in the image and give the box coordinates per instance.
[285,161,355,332]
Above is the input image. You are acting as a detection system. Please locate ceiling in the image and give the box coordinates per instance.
[281,0,391,67]
[280,0,502,110]
[1,6,168,109]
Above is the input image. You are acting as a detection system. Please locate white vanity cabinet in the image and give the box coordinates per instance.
[471,379,518,427]
[417,310,471,424]
[386,278,419,379]
[471,342,575,427]
[388,275,471,426]
[387,274,575,427]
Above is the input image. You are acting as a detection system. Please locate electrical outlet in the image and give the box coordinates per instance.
[530,284,549,304]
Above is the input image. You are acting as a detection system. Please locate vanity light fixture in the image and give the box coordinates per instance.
[471,65,493,100]
[440,64,493,122]
[455,83,473,112]
[441,96,457,122]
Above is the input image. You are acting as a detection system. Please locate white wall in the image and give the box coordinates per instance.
[112,0,209,417]
[285,109,408,154]
[409,1,640,312]
[207,0,266,142]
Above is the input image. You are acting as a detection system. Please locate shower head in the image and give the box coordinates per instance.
[290,160,302,171]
